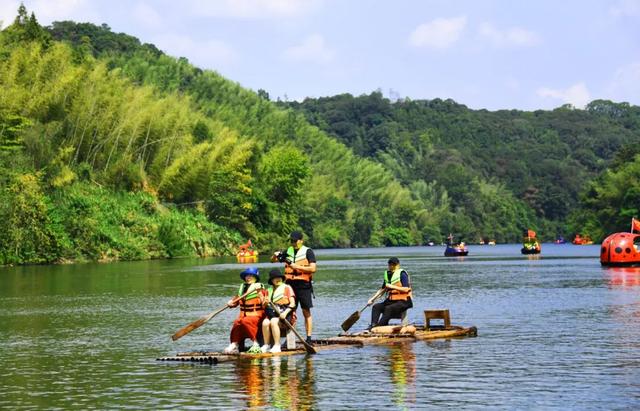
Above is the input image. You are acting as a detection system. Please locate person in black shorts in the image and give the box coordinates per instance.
[271,231,317,344]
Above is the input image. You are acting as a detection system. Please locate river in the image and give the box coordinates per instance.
[2,244,640,409]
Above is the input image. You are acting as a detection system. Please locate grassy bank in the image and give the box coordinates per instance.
[0,176,242,265]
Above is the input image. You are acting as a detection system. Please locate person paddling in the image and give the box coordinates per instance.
[260,269,296,353]
[224,267,266,354]
[368,257,413,328]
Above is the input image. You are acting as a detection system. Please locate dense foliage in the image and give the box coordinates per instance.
[1,5,639,265]
[282,93,640,241]
[569,146,640,240]
[0,7,441,264]
[43,16,452,248]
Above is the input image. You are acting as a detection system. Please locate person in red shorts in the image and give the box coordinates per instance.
[224,267,266,354]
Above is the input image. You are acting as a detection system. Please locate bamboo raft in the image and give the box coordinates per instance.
[157,324,477,364]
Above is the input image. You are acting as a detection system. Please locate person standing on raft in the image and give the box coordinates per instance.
[260,269,296,353]
[271,230,317,345]
[224,267,266,354]
[368,257,413,328]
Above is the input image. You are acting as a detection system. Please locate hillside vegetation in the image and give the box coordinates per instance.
[1,6,638,265]
[0,6,440,264]
[282,92,640,241]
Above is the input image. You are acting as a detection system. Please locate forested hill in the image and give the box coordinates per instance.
[2,7,482,265]
[281,93,640,238]
[1,7,637,266]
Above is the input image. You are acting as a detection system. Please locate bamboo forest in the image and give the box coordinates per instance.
[1,6,640,265]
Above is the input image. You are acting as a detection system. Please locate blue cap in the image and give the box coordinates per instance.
[240,267,260,281]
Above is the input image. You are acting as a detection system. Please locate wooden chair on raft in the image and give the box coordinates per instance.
[424,309,451,330]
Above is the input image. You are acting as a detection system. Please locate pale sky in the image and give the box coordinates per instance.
[1,0,639,110]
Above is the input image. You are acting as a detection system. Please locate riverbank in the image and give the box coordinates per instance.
[0,179,242,266]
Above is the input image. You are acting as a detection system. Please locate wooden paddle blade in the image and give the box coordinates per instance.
[171,317,206,341]
[294,331,317,354]
[171,304,229,341]
[267,300,316,354]
[341,311,361,332]
[303,341,318,354]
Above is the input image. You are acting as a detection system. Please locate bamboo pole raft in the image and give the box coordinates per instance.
[157,323,477,364]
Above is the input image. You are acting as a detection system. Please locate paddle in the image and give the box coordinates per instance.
[341,288,385,332]
[267,300,317,354]
[171,288,254,341]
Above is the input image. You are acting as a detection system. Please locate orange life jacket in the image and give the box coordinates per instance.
[237,283,265,317]
[384,268,412,301]
[284,245,313,282]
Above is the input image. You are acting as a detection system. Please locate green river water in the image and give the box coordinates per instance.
[2,244,640,409]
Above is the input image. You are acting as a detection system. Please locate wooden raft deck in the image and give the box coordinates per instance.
[332,325,477,345]
[157,324,477,364]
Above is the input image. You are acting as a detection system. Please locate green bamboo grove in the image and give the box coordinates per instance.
[1,6,639,265]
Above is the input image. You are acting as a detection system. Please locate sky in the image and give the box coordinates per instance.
[1,0,639,110]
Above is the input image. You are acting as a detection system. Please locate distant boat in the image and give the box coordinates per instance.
[444,234,468,256]
[600,233,640,266]
[445,244,468,256]
[601,219,640,266]
[236,239,258,262]
[554,236,567,244]
[572,234,593,245]
[521,229,541,255]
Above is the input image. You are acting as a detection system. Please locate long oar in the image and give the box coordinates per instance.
[341,289,385,332]
[267,300,317,354]
[171,289,253,341]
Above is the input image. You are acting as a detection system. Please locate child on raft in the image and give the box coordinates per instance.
[261,269,296,353]
[224,267,266,354]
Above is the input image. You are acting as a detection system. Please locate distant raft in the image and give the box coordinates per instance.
[521,229,541,255]
[572,234,593,245]
[521,240,541,255]
[236,239,258,262]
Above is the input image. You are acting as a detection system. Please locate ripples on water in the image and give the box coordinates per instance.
[2,244,640,409]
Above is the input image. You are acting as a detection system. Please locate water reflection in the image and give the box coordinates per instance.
[423,338,453,351]
[605,267,640,288]
[388,343,417,409]
[234,359,266,409]
[233,355,316,410]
